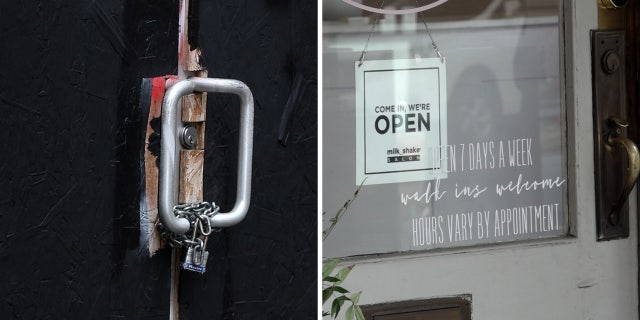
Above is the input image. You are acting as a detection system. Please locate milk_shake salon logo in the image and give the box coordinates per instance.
[387,146,423,163]
[356,58,447,185]
[378,103,431,163]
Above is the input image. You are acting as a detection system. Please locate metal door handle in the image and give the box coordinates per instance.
[159,77,254,234]
[607,117,640,223]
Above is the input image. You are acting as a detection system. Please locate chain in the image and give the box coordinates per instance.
[160,201,220,248]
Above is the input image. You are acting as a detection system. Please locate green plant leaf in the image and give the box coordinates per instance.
[331,296,348,318]
[355,305,365,320]
[322,287,334,305]
[331,285,349,294]
[345,305,355,320]
[323,259,340,278]
[350,291,361,305]
[323,276,342,283]
[336,265,354,282]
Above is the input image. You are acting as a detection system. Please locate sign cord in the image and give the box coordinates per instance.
[415,0,444,62]
[358,0,385,67]
[357,0,445,67]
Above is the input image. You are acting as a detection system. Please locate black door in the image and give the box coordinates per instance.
[0,1,316,319]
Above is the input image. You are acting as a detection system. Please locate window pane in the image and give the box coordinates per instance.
[323,0,565,258]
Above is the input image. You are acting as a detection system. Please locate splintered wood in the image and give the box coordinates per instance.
[181,91,207,122]
[182,48,203,72]
[179,150,204,204]
[143,76,176,256]
[178,71,207,203]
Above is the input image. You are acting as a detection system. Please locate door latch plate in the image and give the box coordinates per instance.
[592,30,629,241]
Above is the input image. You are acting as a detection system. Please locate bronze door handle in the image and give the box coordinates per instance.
[607,117,640,224]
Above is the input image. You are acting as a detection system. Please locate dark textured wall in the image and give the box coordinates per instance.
[0,1,316,319]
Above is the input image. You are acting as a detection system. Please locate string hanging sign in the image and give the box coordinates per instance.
[354,1,448,185]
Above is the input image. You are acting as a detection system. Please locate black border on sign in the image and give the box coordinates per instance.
[363,67,442,175]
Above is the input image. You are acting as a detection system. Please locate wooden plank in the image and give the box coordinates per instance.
[194,122,206,150]
[181,92,207,122]
[171,0,206,318]
[170,248,182,320]
[180,65,207,202]
[179,149,204,204]
[181,70,208,122]
[183,48,204,72]
[143,76,176,256]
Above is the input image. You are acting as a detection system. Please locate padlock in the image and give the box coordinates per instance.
[192,245,209,267]
[181,246,208,273]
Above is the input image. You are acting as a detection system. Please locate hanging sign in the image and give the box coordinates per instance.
[355,58,447,185]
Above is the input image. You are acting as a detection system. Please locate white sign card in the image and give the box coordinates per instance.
[355,58,448,185]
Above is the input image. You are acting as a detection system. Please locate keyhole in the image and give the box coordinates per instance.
[603,51,620,74]
[180,125,198,149]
